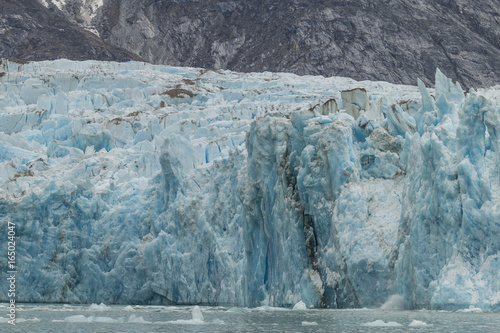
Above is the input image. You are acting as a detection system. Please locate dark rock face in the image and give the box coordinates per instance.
[93,0,500,88]
[3,0,500,88]
[0,0,141,62]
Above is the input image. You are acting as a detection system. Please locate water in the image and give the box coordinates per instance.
[2,303,500,332]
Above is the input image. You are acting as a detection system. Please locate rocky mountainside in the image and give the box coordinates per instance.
[0,0,141,62]
[3,0,500,87]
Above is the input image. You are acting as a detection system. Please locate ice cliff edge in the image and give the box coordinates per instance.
[0,59,499,310]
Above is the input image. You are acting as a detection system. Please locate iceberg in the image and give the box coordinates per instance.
[0,59,499,311]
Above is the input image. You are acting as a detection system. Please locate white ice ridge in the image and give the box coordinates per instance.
[0,59,499,311]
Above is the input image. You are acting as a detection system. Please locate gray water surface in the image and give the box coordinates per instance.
[3,303,500,332]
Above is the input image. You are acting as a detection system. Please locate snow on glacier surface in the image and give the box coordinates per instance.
[0,59,499,310]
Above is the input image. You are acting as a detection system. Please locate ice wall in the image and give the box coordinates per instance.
[0,60,499,310]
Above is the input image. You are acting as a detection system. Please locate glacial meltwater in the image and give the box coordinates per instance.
[2,303,500,332]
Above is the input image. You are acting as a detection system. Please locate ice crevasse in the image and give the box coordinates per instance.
[0,59,499,310]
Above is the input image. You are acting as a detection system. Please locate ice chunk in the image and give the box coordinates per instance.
[88,303,110,311]
[92,316,116,323]
[409,320,431,327]
[362,320,403,327]
[20,78,51,105]
[385,103,416,137]
[457,307,483,313]
[191,306,204,322]
[302,321,319,326]
[341,88,368,119]
[53,92,69,115]
[15,317,41,323]
[106,120,134,147]
[64,315,89,323]
[293,301,307,310]
[417,79,436,113]
[313,98,338,115]
[435,68,464,104]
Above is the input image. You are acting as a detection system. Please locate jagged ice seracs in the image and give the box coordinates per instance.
[0,59,499,310]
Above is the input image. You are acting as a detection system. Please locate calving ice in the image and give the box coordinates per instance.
[0,59,499,311]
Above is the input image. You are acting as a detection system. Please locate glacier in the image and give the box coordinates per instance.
[0,59,499,310]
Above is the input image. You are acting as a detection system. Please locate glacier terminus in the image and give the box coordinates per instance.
[0,59,499,311]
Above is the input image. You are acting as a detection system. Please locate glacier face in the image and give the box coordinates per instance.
[0,59,499,310]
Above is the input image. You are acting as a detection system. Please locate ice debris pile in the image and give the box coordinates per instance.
[0,59,499,310]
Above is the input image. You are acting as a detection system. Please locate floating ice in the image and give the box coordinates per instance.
[457,307,483,313]
[362,320,403,327]
[57,314,150,324]
[191,306,204,322]
[15,317,41,323]
[409,319,431,327]
[91,316,116,323]
[88,303,111,311]
[302,321,319,326]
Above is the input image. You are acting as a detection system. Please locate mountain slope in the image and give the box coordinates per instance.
[55,0,500,89]
[0,0,141,62]
[3,0,500,88]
